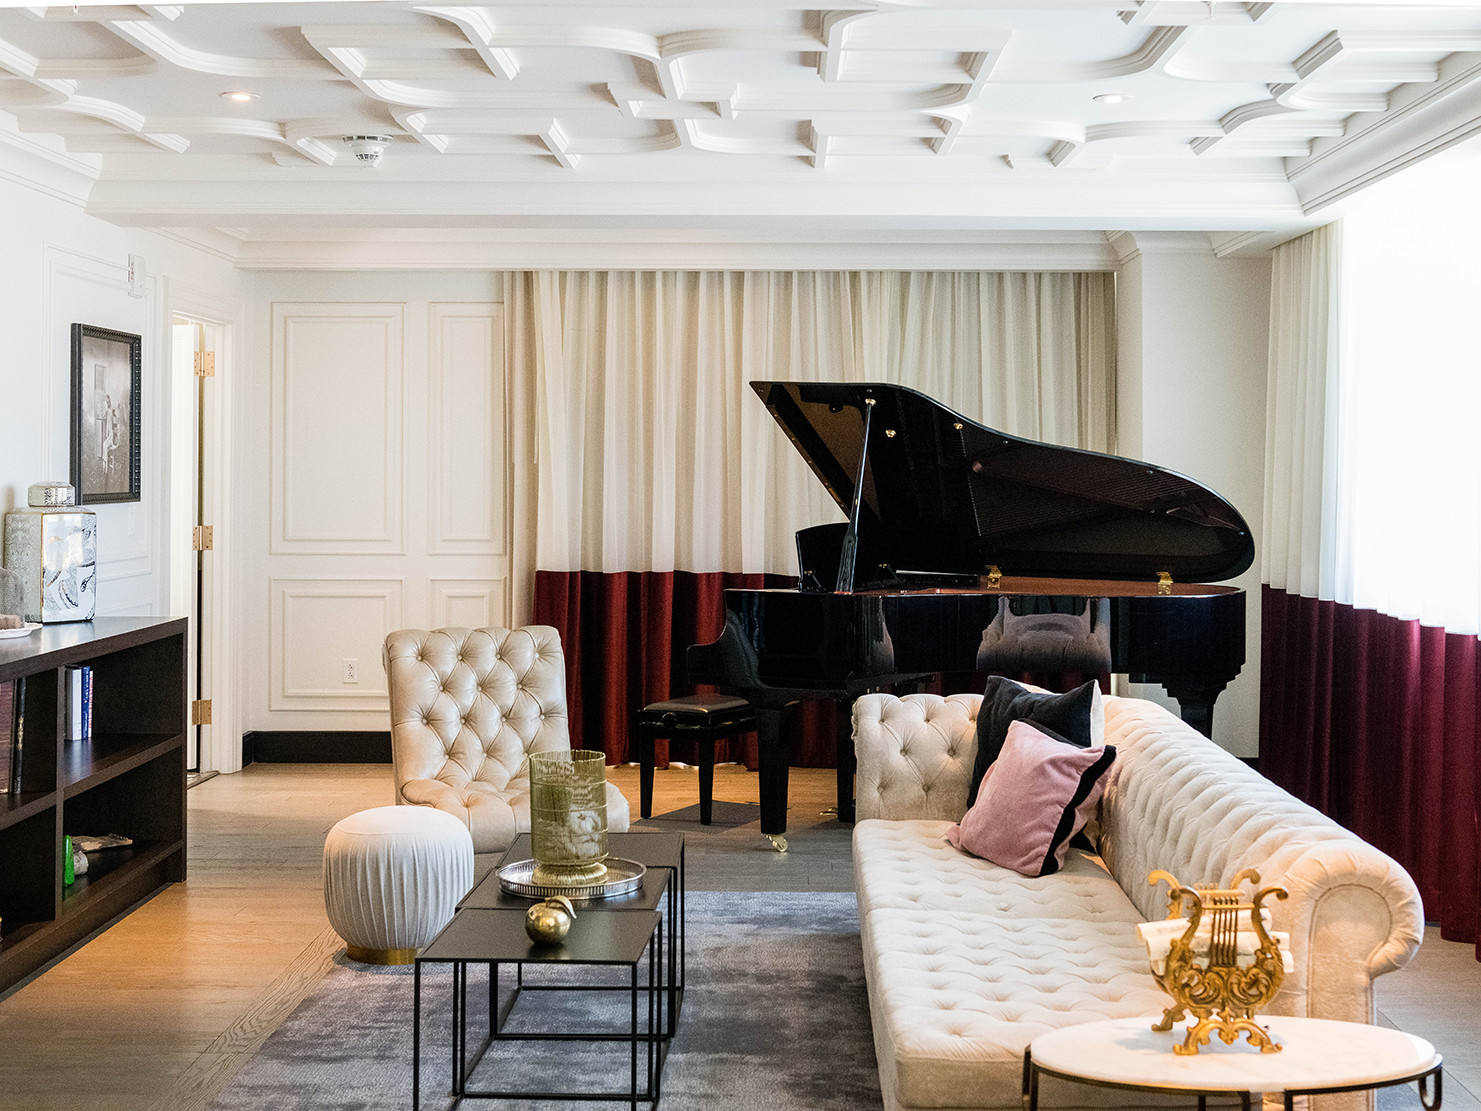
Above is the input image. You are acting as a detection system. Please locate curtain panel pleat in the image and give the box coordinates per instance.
[1260,216,1481,958]
[519,270,1116,575]
[514,269,1118,774]
[1261,587,1481,953]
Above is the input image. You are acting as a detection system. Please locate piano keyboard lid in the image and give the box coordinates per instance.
[753,380,1255,585]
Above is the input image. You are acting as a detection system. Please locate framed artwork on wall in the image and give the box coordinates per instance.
[69,324,142,504]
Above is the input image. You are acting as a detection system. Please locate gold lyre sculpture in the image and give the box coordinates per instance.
[1146,868,1289,1056]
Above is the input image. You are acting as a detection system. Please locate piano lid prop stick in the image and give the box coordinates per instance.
[835,396,876,593]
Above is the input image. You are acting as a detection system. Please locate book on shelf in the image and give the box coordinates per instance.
[65,665,93,742]
[0,679,13,794]
[2,676,23,795]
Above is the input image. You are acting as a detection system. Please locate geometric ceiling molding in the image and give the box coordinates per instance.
[1,1,1480,239]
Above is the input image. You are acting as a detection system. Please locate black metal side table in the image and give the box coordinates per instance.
[414,907,664,1110]
[464,831,687,1038]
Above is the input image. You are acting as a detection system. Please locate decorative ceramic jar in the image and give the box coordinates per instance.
[529,749,610,886]
[0,566,21,619]
[2,483,97,623]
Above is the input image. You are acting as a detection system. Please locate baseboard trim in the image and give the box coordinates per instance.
[241,731,391,765]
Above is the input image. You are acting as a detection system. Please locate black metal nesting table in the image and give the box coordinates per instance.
[415,831,686,1109]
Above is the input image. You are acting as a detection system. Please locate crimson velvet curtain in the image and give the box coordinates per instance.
[1260,587,1481,957]
[533,569,839,769]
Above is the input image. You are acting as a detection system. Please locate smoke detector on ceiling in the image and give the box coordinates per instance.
[342,135,393,167]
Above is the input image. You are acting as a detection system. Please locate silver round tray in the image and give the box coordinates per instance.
[496,857,646,901]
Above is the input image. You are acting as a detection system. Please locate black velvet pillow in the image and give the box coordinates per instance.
[966,676,1103,807]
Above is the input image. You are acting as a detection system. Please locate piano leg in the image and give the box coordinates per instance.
[755,703,793,852]
[1158,679,1226,740]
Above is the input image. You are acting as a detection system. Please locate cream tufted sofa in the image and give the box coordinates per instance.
[382,625,630,855]
[852,691,1425,1111]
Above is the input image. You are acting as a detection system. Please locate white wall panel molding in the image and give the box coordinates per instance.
[270,576,404,711]
[427,302,505,555]
[271,301,406,554]
[428,577,508,630]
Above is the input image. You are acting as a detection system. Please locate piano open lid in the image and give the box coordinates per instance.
[754,380,1255,585]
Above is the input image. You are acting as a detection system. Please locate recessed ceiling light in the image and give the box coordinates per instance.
[220,91,258,104]
[1094,93,1131,105]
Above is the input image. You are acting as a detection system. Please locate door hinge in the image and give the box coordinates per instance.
[194,351,216,378]
[191,699,212,726]
[192,525,214,551]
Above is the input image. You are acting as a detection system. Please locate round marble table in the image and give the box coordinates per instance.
[1024,1016,1442,1111]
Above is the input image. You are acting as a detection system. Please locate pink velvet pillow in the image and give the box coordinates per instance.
[946,719,1117,877]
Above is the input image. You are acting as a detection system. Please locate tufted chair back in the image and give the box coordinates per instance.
[382,625,629,853]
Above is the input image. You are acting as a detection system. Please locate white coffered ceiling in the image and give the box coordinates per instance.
[3,0,1481,260]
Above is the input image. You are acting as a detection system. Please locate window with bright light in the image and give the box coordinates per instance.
[1336,148,1481,635]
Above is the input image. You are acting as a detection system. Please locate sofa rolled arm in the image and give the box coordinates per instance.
[1265,842,1424,1023]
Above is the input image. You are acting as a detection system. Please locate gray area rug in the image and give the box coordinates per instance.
[209,891,880,1111]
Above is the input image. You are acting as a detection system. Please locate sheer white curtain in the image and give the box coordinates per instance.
[1262,154,1481,636]
[510,270,1116,575]
[1262,222,1343,601]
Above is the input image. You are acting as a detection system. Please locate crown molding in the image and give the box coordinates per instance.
[1106,230,1219,265]
[1207,226,1318,257]
[0,110,98,207]
[1289,49,1481,214]
[144,225,246,263]
[226,228,1124,271]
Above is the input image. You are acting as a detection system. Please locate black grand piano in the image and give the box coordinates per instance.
[687,381,1254,849]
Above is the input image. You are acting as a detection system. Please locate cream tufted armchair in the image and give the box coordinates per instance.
[382,625,630,854]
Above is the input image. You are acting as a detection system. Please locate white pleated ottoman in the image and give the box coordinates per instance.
[323,805,474,965]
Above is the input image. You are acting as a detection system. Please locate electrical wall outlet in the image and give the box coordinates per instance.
[343,658,359,684]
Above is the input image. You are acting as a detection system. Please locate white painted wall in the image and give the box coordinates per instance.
[243,271,509,735]
[0,156,247,627]
[1114,233,1272,757]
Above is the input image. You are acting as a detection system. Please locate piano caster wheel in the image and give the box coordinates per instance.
[767,833,789,853]
[819,806,839,817]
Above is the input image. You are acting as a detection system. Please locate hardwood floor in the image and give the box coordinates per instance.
[0,761,850,1111]
[0,761,1475,1111]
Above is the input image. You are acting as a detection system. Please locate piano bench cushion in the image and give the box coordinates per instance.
[968,678,1104,807]
[947,721,1117,877]
[635,694,756,736]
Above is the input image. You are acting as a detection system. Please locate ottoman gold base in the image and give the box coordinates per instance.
[345,944,418,966]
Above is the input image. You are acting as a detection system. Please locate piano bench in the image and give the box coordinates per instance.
[634,694,757,825]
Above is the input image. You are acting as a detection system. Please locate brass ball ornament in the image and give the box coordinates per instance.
[524,895,577,944]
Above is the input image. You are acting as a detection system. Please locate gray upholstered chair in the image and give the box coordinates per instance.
[382,625,630,854]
